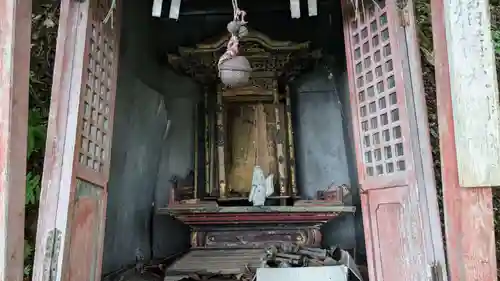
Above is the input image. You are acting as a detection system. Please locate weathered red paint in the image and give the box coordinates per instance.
[168,212,343,224]
[68,196,99,281]
[341,0,446,280]
[0,0,31,280]
[33,0,122,280]
[33,1,85,278]
[430,0,497,280]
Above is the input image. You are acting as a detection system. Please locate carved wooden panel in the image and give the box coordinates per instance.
[191,228,321,248]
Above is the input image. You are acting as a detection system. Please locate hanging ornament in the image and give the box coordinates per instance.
[218,0,252,87]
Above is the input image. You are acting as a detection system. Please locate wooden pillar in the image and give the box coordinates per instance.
[204,87,210,196]
[285,85,297,197]
[273,89,287,202]
[0,0,31,280]
[431,0,498,280]
[216,87,227,198]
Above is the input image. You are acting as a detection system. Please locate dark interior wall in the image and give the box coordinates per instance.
[292,69,351,200]
[104,76,167,273]
[291,66,364,254]
[153,97,198,258]
[103,0,193,273]
[336,71,367,258]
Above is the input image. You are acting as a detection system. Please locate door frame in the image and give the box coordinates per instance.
[0,0,31,280]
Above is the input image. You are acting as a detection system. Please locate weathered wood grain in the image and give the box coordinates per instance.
[445,0,500,188]
[431,0,497,279]
[0,0,31,280]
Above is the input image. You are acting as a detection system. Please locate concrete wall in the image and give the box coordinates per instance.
[102,0,193,273]
[337,71,367,259]
[291,67,364,253]
[103,75,168,273]
[292,70,351,200]
[152,97,198,258]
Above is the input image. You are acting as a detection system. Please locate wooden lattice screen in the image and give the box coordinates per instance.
[342,0,446,280]
[66,0,120,280]
[349,2,407,181]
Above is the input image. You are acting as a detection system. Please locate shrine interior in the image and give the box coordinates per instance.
[101,0,365,277]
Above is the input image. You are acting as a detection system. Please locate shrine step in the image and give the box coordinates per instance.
[165,249,263,276]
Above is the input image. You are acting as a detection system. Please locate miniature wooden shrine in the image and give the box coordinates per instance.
[159,30,355,252]
[167,30,315,203]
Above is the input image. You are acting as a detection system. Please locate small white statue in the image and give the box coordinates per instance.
[248,166,274,206]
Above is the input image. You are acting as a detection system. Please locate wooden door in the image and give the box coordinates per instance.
[341,0,447,280]
[32,0,121,280]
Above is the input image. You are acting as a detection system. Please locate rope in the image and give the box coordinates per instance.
[218,0,247,68]
[103,0,117,28]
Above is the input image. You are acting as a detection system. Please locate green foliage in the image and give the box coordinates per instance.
[493,28,500,55]
[26,172,41,206]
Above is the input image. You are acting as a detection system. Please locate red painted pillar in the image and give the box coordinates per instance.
[430,0,497,280]
[0,0,31,280]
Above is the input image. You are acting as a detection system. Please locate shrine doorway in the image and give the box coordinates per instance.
[32,0,446,280]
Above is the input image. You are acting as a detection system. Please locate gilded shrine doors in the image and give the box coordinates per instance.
[341,0,447,281]
[33,0,120,280]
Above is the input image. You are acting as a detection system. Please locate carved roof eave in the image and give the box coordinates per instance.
[178,29,310,56]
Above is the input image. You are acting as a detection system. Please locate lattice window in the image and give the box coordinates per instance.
[349,1,405,177]
[79,21,115,173]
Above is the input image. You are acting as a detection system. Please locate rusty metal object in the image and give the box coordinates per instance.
[317,183,345,202]
[259,243,363,281]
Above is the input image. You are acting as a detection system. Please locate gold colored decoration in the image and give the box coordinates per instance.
[285,85,298,196]
[273,89,287,198]
[167,30,321,201]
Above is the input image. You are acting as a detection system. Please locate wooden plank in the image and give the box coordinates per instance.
[152,0,163,17]
[169,0,181,20]
[158,205,356,214]
[32,1,80,279]
[289,0,301,19]
[431,0,497,279]
[0,0,31,280]
[403,0,447,276]
[307,0,318,16]
[443,0,500,188]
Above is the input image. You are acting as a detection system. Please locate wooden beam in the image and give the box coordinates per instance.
[169,0,181,20]
[290,0,301,19]
[431,0,497,279]
[152,0,163,17]
[0,0,31,280]
[307,0,318,16]
[441,0,500,188]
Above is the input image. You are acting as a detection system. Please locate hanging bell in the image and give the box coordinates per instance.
[218,56,252,87]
